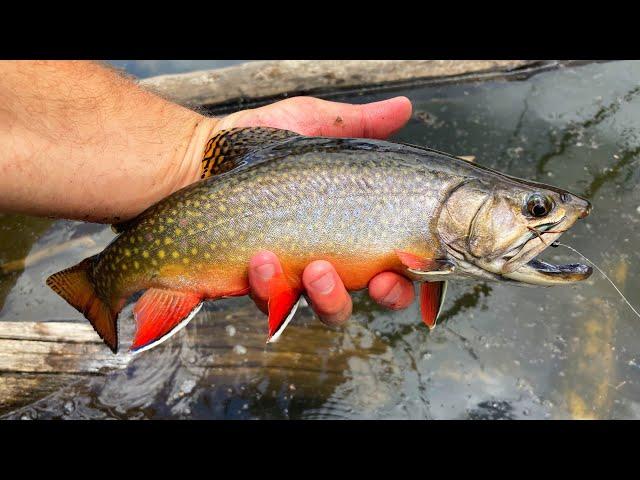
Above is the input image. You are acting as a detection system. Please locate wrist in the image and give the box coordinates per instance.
[158,114,219,198]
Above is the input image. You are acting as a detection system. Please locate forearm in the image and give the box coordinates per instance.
[0,61,215,223]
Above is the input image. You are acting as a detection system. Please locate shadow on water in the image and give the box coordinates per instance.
[2,61,640,419]
[0,214,52,310]
[583,143,640,199]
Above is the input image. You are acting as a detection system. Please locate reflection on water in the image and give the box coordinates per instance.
[107,60,250,79]
[2,61,640,419]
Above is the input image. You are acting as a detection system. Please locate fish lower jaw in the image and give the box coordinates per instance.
[469,252,592,286]
[503,259,592,285]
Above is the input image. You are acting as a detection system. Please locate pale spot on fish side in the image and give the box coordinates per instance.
[164,237,173,245]
[172,251,180,259]
[142,251,149,258]
[158,250,166,259]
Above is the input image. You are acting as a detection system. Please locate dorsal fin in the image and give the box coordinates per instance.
[111,219,136,234]
[200,127,300,180]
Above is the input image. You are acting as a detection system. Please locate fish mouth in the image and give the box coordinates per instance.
[503,257,592,285]
[499,217,592,285]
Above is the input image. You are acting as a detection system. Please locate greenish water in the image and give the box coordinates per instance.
[2,60,639,419]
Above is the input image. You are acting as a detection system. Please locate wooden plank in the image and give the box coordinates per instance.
[0,373,84,414]
[0,301,396,415]
[0,338,131,374]
[140,60,538,107]
[0,321,103,343]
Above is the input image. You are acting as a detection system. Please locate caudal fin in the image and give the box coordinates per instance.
[46,256,119,353]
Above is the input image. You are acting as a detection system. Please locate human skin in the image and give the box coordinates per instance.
[0,60,415,325]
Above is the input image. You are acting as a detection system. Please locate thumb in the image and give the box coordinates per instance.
[214,96,413,139]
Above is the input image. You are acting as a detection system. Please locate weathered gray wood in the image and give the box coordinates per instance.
[0,302,394,415]
[0,373,84,413]
[0,321,103,343]
[140,60,536,107]
[0,321,131,413]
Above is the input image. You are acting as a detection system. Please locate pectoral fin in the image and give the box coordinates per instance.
[131,288,203,353]
[420,281,447,329]
[395,250,440,271]
[266,273,301,343]
[395,250,455,276]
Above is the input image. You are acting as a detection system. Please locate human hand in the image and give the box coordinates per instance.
[211,96,417,326]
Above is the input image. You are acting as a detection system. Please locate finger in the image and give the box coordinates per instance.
[368,272,415,310]
[302,260,353,326]
[216,96,413,139]
[248,250,284,314]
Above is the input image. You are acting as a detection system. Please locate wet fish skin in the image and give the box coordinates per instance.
[47,128,592,353]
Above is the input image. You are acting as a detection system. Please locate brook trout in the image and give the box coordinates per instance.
[47,127,592,353]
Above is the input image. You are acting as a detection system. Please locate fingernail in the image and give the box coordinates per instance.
[255,263,275,281]
[309,271,335,295]
[381,282,403,306]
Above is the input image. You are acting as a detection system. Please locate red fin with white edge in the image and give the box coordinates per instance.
[395,250,440,272]
[131,288,203,353]
[420,281,447,329]
[266,273,301,343]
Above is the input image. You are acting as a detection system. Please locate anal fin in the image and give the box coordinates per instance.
[266,273,301,343]
[131,288,203,353]
[420,281,447,329]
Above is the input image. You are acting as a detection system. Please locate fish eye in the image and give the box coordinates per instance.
[525,193,554,218]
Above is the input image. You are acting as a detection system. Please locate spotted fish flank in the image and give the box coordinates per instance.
[47,127,593,354]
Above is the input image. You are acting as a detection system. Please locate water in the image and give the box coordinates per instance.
[107,60,250,78]
[2,60,639,419]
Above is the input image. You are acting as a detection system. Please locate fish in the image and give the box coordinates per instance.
[46,127,593,353]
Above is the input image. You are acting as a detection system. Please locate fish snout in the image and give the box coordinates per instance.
[578,200,592,219]
[560,192,592,219]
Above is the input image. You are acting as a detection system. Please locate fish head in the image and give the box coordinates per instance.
[437,175,592,286]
